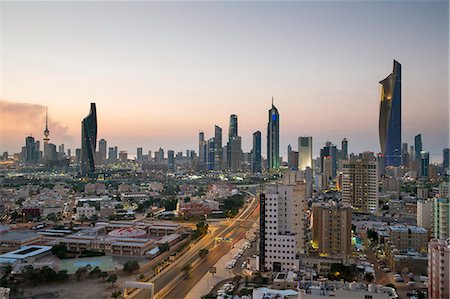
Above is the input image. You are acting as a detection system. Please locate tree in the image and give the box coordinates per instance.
[139,274,145,281]
[159,243,170,253]
[111,290,122,298]
[107,274,118,286]
[89,266,102,278]
[365,273,374,282]
[75,267,88,281]
[51,244,68,259]
[99,271,109,281]
[123,260,140,274]
[198,248,209,258]
[367,229,379,243]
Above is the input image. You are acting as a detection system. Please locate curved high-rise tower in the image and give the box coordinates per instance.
[81,103,97,176]
[267,97,280,170]
[379,60,401,167]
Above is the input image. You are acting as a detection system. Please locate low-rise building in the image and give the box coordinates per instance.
[388,225,428,252]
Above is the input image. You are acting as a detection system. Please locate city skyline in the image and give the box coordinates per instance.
[0,1,448,160]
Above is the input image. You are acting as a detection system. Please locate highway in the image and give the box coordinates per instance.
[128,191,260,299]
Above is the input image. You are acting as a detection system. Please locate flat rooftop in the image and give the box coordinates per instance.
[0,245,52,260]
[0,231,39,242]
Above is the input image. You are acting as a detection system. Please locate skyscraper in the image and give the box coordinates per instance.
[320,142,337,178]
[379,60,402,166]
[267,98,280,170]
[298,136,313,171]
[415,134,422,162]
[80,103,97,176]
[24,136,39,164]
[214,125,222,170]
[98,139,107,164]
[206,138,215,170]
[198,131,205,171]
[228,114,238,139]
[167,150,175,171]
[443,148,449,171]
[137,147,143,162]
[420,151,430,178]
[341,137,348,160]
[252,131,262,173]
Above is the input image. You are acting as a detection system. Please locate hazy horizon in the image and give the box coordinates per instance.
[1,1,448,160]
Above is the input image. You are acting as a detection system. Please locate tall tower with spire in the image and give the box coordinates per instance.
[267,97,280,170]
[43,107,50,160]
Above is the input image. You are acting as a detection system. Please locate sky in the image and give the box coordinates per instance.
[0,1,448,161]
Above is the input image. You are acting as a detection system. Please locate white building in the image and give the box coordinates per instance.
[76,203,97,220]
[261,171,307,272]
[342,153,378,214]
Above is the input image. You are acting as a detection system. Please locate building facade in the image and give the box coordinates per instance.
[379,60,402,167]
[267,99,280,170]
[80,103,97,175]
[428,239,449,299]
[298,136,313,171]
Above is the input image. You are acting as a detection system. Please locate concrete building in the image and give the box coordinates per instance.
[388,225,428,252]
[312,202,352,256]
[298,136,313,171]
[417,199,433,232]
[433,197,449,239]
[260,174,307,272]
[76,203,97,220]
[428,239,450,299]
[342,153,378,214]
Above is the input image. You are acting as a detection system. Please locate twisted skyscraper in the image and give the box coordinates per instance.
[379,60,402,167]
[267,97,280,170]
[81,103,97,176]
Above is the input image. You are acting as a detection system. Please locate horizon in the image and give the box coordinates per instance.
[0,1,448,160]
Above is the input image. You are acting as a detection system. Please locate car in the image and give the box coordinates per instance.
[408,273,414,279]
[407,281,415,286]
[394,276,404,282]
[383,268,391,273]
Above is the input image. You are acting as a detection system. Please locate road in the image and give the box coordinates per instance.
[128,191,260,299]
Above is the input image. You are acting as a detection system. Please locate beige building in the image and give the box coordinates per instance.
[388,225,428,252]
[312,202,352,256]
[342,153,378,214]
[417,199,433,232]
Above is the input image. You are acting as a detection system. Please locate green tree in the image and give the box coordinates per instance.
[107,274,118,286]
[365,273,374,282]
[111,290,122,298]
[89,266,102,278]
[159,243,170,253]
[367,229,379,243]
[75,267,88,281]
[123,260,140,274]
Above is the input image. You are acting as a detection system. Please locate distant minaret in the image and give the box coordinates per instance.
[43,107,50,160]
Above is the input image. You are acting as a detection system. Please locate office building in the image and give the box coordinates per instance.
[415,134,422,162]
[108,146,118,163]
[287,145,298,170]
[428,239,449,299]
[23,136,39,164]
[312,201,352,256]
[228,136,242,171]
[198,131,205,170]
[379,60,402,166]
[420,151,430,178]
[320,142,338,178]
[433,197,449,239]
[401,142,409,167]
[342,152,378,214]
[137,147,143,162]
[80,103,97,175]
[98,139,107,164]
[298,136,313,171]
[167,150,175,172]
[252,131,262,173]
[443,148,449,172]
[214,125,223,170]
[228,114,238,139]
[341,138,348,160]
[267,98,280,170]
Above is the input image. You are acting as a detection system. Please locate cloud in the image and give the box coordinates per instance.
[0,100,75,152]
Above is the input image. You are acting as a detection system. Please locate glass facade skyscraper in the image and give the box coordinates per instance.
[80,103,97,176]
[228,114,238,139]
[379,60,402,167]
[267,99,280,170]
[252,131,262,173]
